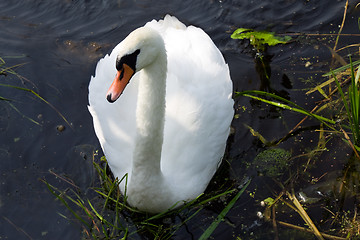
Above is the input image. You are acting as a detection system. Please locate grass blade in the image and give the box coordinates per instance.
[236,90,336,126]
[42,180,90,228]
[0,83,72,129]
[199,179,251,240]
[322,59,360,77]
[7,102,41,125]
[0,96,11,101]
[332,57,360,146]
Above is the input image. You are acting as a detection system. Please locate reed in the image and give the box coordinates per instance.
[332,57,360,147]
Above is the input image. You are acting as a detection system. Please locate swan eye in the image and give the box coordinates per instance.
[116,60,123,72]
[116,49,140,72]
[119,68,124,79]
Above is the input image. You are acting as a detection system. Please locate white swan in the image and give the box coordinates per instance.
[88,15,234,213]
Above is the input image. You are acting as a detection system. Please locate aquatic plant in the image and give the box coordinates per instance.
[0,56,71,127]
[0,56,28,101]
[236,56,360,150]
[234,2,360,236]
[331,58,360,147]
[236,90,336,128]
[231,28,292,83]
[253,148,292,178]
[43,156,250,239]
[236,50,360,239]
[231,28,292,52]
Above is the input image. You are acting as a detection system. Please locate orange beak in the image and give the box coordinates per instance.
[106,63,135,103]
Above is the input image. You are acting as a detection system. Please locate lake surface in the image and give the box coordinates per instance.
[0,0,359,239]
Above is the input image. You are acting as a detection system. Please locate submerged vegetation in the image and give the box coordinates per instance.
[253,148,292,178]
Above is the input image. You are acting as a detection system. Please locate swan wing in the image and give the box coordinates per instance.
[147,16,234,198]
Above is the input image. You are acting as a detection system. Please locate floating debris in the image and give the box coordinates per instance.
[56,124,65,132]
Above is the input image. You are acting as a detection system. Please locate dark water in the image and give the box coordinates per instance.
[0,0,359,239]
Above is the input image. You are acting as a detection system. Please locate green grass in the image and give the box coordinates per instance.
[199,179,251,240]
[43,156,250,239]
[0,56,71,127]
[0,56,29,102]
[236,58,360,149]
[333,57,360,147]
[236,90,336,127]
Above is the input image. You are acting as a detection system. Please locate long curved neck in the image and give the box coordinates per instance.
[131,51,167,178]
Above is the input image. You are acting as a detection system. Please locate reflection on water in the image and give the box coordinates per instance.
[0,0,357,239]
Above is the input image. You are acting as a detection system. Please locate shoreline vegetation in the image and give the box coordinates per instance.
[44,156,251,239]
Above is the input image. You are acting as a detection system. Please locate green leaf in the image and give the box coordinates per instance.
[231,28,291,47]
[263,197,275,205]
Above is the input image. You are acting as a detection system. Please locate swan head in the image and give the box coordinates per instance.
[106,27,165,103]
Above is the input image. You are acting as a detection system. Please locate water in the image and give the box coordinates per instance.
[0,0,359,239]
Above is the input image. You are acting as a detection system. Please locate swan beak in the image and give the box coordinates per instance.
[106,64,135,103]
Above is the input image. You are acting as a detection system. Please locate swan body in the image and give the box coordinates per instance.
[88,15,234,213]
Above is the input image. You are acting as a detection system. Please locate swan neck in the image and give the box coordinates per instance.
[132,52,167,176]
